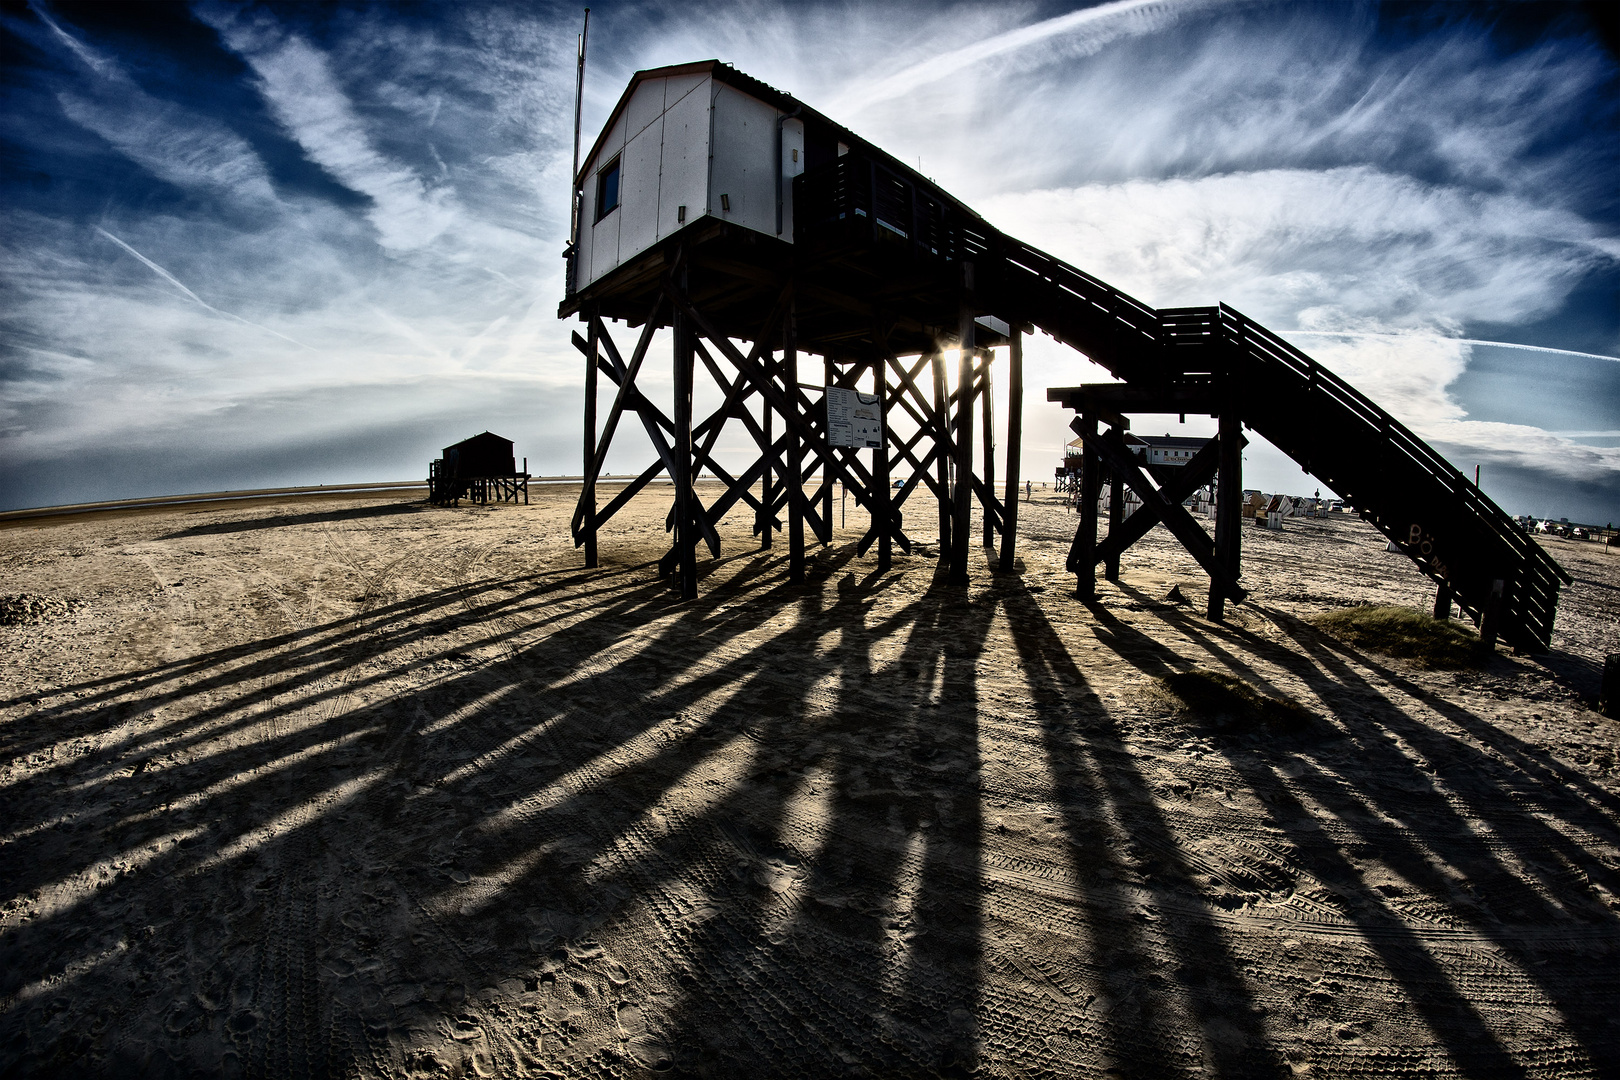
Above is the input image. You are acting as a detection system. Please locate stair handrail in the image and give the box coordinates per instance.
[1219,305,1571,588]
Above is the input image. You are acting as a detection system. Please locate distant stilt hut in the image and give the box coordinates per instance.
[429,432,530,506]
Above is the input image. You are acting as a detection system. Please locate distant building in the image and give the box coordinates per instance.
[430,431,529,506]
[1125,434,1209,465]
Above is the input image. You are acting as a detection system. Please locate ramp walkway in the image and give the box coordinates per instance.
[792,156,1570,651]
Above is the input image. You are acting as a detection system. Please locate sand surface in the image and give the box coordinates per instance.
[2,484,1618,1078]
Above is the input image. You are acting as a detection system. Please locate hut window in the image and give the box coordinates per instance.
[596,157,621,221]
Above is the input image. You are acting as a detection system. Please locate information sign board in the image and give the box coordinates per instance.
[825,387,883,449]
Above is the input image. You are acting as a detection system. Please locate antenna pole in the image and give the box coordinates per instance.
[569,9,590,249]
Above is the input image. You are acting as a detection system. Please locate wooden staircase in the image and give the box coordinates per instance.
[979,239,1571,651]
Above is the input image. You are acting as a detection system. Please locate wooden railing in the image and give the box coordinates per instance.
[793,151,1569,647]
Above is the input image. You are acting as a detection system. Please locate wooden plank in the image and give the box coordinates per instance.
[582,309,599,567]
[950,315,975,585]
[998,328,1023,573]
[932,352,952,562]
[672,265,698,599]
[1067,413,1099,599]
[980,348,996,550]
[1210,409,1242,621]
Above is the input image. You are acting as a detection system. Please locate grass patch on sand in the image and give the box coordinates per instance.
[1153,669,1317,735]
[1309,604,1478,668]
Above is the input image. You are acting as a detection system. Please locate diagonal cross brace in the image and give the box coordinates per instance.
[666,284,908,552]
[1093,435,1225,564]
[1073,419,1247,604]
[572,293,664,539]
[582,321,723,557]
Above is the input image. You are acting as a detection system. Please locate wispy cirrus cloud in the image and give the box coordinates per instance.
[29,4,279,207]
[2,0,1616,519]
[196,4,458,251]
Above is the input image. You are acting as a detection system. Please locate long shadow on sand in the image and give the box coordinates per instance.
[2,546,1618,1077]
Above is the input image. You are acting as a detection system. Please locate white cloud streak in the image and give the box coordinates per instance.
[197,5,458,251]
[830,0,1231,115]
[93,227,312,349]
[1282,331,1620,365]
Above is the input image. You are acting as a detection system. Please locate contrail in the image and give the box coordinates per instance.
[95,227,312,350]
[834,0,1230,114]
[1280,328,1619,364]
[31,3,114,76]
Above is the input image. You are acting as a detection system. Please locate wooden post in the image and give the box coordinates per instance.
[980,349,996,550]
[1069,413,1100,599]
[1478,577,1505,651]
[672,273,698,600]
[1433,580,1453,620]
[932,351,951,560]
[1105,443,1123,583]
[875,354,893,572]
[1208,409,1242,620]
[582,310,599,567]
[998,329,1023,573]
[787,297,806,582]
[759,348,774,549]
[823,355,835,544]
[950,317,975,585]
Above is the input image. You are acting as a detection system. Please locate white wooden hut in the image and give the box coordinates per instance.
[568,61,865,296]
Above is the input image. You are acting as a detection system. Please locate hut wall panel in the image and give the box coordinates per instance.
[662,71,709,109]
[621,114,664,259]
[657,76,712,243]
[584,109,630,284]
[709,82,780,240]
[590,196,621,282]
[624,76,666,143]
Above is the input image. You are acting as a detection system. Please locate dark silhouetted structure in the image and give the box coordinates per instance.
[429,431,529,507]
[560,60,1568,649]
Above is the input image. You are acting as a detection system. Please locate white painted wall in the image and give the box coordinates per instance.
[656,75,709,244]
[708,82,780,240]
[578,71,806,291]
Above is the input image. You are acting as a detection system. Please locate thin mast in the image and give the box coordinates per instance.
[569,9,590,248]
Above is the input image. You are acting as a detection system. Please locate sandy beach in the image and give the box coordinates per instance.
[2,483,1617,1078]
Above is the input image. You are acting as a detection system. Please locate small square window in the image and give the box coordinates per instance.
[595,157,621,222]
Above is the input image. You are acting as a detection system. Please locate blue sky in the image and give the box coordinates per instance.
[2,1,1617,522]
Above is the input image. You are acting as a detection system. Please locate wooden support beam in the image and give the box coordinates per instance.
[588,460,664,537]
[1077,420,1248,605]
[950,314,975,584]
[582,309,599,567]
[1434,580,1454,621]
[672,263,698,600]
[998,328,1023,573]
[581,332,722,557]
[980,348,996,550]
[874,349,894,572]
[572,292,664,541]
[1105,459,1124,582]
[1209,410,1243,621]
[1067,413,1101,599]
[786,294,806,582]
[760,347,774,549]
[669,282,895,555]
[691,339,782,529]
[933,352,951,559]
[1047,382,1220,415]
[1095,436,1220,567]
